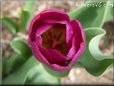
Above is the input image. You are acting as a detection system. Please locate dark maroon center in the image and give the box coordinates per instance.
[41,23,69,55]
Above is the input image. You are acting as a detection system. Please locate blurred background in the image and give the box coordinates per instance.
[1,0,114,85]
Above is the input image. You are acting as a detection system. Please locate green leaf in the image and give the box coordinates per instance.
[78,27,113,76]
[11,39,32,58]
[20,10,30,32]
[74,61,83,68]
[43,64,70,78]
[2,57,60,85]
[2,56,39,84]
[2,17,19,33]
[89,30,113,60]
[2,55,20,76]
[100,1,114,23]
[2,54,33,78]
[20,0,36,32]
[69,1,113,28]
[3,39,32,78]
[23,0,36,14]
[25,64,60,85]
[2,58,7,78]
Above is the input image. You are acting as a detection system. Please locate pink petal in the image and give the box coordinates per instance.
[50,64,71,71]
[67,20,86,64]
[71,20,86,42]
[66,37,77,60]
[38,46,54,63]
[29,9,70,36]
[66,24,73,44]
[30,42,50,65]
[39,9,70,22]
[69,42,86,65]
[48,49,67,66]
[36,23,52,36]
[43,20,68,24]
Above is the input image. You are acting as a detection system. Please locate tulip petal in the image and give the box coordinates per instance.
[39,9,70,22]
[30,9,70,29]
[69,43,86,65]
[38,46,53,64]
[38,47,69,67]
[36,23,52,36]
[66,24,73,45]
[68,20,86,64]
[43,20,68,25]
[50,64,71,71]
[35,36,42,47]
[48,49,67,66]
[71,20,86,42]
[33,23,52,46]
[67,37,77,60]
[30,42,50,65]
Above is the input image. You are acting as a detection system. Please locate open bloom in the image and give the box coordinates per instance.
[28,9,86,72]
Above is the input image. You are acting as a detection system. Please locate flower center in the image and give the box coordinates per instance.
[41,24,69,55]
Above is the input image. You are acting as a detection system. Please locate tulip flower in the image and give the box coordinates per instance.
[28,9,86,72]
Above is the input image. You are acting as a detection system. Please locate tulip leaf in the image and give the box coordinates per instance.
[69,1,113,28]
[2,55,21,77]
[2,17,19,33]
[19,0,36,32]
[89,31,114,60]
[3,39,32,78]
[2,57,60,85]
[2,56,39,84]
[2,58,7,78]
[78,27,113,76]
[20,10,30,32]
[43,65,70,78]
[11,39,32,58]
[2,54,33,78]
[100,1,113,24]
[75,61,83,68]
[25,64,60,85]
[23,0,36,14]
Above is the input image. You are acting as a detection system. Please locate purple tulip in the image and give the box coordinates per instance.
[28,9,86,72]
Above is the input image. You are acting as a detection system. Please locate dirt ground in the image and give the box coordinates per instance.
[1,0,114,85]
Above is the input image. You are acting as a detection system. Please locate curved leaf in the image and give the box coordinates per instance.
[89,30,113,60]
[78,27,113,76]
[11,39,32,58]
[25,64,60,85]
[69,1,113,28]
[2,17,19,33]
